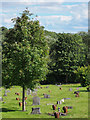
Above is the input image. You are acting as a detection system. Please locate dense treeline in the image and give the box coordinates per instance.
[0,10,90,87]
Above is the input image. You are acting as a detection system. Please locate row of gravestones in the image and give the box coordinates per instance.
[30,86,82,115]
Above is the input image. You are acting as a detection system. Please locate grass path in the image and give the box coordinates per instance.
[1,84,88,118]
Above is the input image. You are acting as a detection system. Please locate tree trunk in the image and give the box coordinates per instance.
[66,74,68,83]
[22,85,26,111]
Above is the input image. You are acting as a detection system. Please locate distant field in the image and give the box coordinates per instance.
[1,84,88,118]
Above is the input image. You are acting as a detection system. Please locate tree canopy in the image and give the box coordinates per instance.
[47,33,86,83]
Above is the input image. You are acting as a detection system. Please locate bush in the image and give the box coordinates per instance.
[74,65,90,87]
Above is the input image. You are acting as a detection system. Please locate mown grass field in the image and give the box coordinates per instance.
[1,84,89,118]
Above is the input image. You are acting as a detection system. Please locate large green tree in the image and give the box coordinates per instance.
[48,33,86,83]
[2,9,49,111]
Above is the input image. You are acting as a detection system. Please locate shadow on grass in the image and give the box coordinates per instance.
[0,108,19,112]
[79,90,88,92]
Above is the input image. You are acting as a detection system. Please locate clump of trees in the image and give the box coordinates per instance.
[46,33,88,84]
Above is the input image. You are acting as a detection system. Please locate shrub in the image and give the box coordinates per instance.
[74,65,90,87]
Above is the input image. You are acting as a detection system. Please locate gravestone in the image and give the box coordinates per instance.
[46,86,49,88]
[57,101,62,104]
[58,107,60,112]
[4,89,7,96]
[69,88,72,91]
[61,99,64,102]
[0,97,3,101]
[87,87,90,91]
[74,91,79,94]
[44,94,50,98]
[31,108,41,114]
[27,88,31,95]
[66,106,73,109]
[32,97,40,105]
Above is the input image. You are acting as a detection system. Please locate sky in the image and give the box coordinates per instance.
[0,0,89,33]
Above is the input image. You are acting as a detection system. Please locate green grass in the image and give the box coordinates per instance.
[1,84,88,118]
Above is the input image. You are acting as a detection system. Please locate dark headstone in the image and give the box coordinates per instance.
[74,91,79,94]
[87,87,90,91]
[52,105,56,110]
[60,113,67,116]
[46,86,49,88]
[54,112,59,118]
[66,106,73,109]
[63,106,68,113]
[31,108,41,114]
[32,97,40,105]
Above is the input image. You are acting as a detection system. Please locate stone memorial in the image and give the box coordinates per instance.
[61,99,64,102]
[57,101,62,104]
[27,88,31,95]
[74,91,79,94]
[52,105,57,110]
[69,88,72,91]
[0,97,3,101]
[66,106,73,109]
[87,87,90,91]
[63,106,68,113]
[44,94,50,98]
[75,93,79,97]
[46,86,49,88]
[54,112,60,118]
[32,97,40,105]
[31,107,41,114]
[58,107,60,112]
[4,89,7,96]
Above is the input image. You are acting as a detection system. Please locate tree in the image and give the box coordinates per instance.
[78,31,90,65]
[2,9,49,111]
[48,33,86,83]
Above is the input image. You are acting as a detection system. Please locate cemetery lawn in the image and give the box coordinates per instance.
[1,84,89,118]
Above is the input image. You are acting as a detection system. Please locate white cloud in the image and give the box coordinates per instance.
[60,16,72,22]
[73,26,88,29]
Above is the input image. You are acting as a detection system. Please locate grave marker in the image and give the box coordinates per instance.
[44,94,50,98]
[4,89,7,96]
[57,101,62,104]
[69,88,72,91]
[0,97,3,101]
[32,97,40,105]
[31,108,41,114]
[27,88,31,95]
